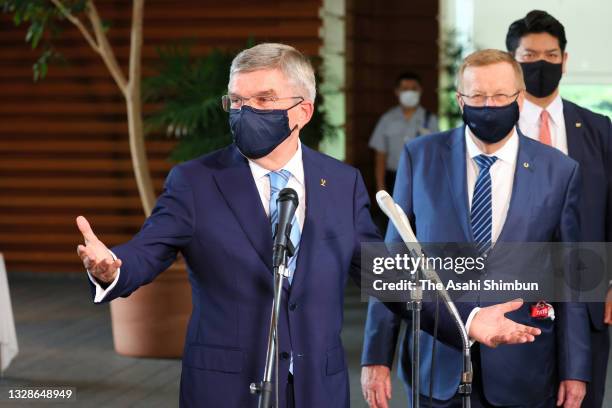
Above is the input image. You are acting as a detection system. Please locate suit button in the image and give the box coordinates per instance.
[289,303,297,311]
[280,352,290,360]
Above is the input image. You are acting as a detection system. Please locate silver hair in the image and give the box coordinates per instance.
[228,43,316,101]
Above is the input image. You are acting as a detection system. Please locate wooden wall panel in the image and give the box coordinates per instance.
[0,0,322,273]
[345,0,439,190]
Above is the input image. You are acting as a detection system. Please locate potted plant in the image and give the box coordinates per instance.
[1,0,186,357]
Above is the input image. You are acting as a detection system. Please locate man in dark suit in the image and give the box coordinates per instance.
[75,43,541,408]
[506,10,612,408]
[361,49,590,408]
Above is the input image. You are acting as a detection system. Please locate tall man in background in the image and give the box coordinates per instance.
[506,10,612,407]
[369,72,439,194]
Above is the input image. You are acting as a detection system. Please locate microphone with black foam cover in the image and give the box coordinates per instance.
[272,188,299,269]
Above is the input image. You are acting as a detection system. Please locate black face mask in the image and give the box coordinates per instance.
[520,60,563,98]
[462,101,520,144]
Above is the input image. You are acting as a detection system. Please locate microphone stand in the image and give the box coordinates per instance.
[250,232,294,408]
[376,191,472,408]
[419,266,472,408]
[409,252,422,408]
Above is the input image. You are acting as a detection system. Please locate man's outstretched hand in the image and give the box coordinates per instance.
[469,299,541,348]
[76,216,121,284]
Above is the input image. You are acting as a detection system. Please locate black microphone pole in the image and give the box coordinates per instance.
[376,191,472,408]
[250,188,298,408]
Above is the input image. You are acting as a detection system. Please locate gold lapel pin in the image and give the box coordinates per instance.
[320,178,327,187]
[523,162,530,169]
[575,122,582,128]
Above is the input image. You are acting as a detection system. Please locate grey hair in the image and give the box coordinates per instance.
[228,43,316,101]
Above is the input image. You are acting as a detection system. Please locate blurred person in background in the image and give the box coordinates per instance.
[369,72,439,194]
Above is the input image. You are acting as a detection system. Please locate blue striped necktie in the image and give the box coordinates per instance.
[268,170,301,284]
[471,155,498,254]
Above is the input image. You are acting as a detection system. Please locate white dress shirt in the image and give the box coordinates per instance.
[88,143,307,303]
[248,142,306,230]
[464,127,519,338]
[519,94,568,154]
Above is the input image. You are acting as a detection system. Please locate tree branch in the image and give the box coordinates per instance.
[86,0,128,93]
[49,0,99,52]
[50,0,154,215]
[125,0,155,215]
[128,0,144,98]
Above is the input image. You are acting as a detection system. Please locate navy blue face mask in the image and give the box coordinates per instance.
[462,101,520,144]
[229,103,300,159]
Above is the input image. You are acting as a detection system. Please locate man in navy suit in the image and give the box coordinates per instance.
[506,10,612,407]
[361,49,590,408]
[75,43,541,408]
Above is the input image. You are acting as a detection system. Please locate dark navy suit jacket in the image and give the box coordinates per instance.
[560,100,612,329]
[92,144,371,407]
[362,127,592,406]
[87,143,451,407]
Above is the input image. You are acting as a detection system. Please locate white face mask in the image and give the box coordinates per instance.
[398,90,420,108]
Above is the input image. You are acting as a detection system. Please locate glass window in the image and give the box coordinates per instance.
[560,85,612,119]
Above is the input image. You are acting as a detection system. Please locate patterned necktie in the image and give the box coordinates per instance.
[539,110,552,146]
[268,170,301,284]
[471,155,498,254]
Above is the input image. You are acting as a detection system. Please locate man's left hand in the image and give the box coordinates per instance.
[468,299,541,348]
[556,380,586,408]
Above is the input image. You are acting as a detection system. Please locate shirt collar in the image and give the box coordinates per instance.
[522,94,564,126]
[465,126,519,165]
[248,142,305,186]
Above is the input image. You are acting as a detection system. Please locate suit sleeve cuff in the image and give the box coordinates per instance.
[86,251,121,303]
[465,307,481,347]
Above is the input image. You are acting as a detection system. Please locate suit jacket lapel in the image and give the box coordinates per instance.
[563,99,586,162]
[289,145,329,294]
[441,126,472,241]
[212,146,273,273]
[496,131,536,243]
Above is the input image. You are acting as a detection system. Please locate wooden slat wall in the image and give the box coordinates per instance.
[345,0,439,187]
[0,0,322,273]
